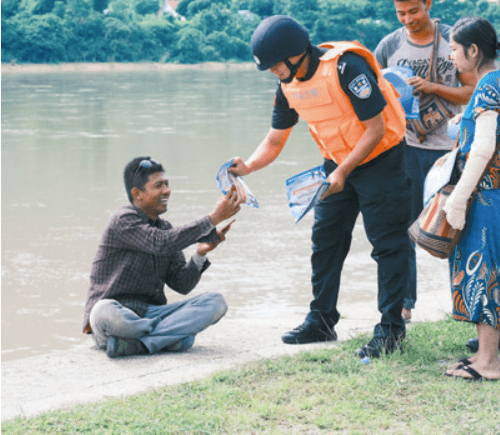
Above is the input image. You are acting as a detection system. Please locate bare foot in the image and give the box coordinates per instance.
[448,355,500,371]
[446,362,500,380]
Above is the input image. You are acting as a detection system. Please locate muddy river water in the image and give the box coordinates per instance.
[1,66,449,361]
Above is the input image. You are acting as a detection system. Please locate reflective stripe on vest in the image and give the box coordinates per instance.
[281,41,406,165]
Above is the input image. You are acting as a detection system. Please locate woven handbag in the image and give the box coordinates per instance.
[408,184,462,258]
[408,138,500,259]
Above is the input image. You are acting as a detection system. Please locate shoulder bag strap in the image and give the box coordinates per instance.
[410,19,453,142]
[427,19,440,83]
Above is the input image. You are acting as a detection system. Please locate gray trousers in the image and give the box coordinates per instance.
[89,293,227,354]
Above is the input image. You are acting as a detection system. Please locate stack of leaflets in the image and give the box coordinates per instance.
[286,166,329,223]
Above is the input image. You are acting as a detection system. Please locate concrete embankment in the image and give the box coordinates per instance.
[1,285,451,421]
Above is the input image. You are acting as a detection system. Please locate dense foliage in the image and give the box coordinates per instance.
[2,0,500,64]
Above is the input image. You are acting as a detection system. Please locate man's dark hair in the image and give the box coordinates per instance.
[123,156,164,203]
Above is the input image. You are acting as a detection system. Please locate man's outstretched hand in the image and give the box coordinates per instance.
[197,186,242,256]
[197,219,236,255]
[209,185,243,226]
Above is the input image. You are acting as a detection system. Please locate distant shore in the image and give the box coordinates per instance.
[1,61,256,74]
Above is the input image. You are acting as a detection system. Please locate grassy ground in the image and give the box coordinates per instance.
[3,317,499,435]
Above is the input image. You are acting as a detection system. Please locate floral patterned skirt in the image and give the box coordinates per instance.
[451,189,500,330]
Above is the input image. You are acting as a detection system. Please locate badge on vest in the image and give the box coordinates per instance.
[349,74,372,99]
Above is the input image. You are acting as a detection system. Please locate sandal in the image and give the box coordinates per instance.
[446,365,498,382]
[448,358,472,370]
[457,357,473,367]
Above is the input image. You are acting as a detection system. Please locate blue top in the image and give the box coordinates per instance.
[458,69,500,191]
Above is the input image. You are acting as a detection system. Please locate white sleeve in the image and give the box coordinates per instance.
[443,110,498,230]
[191,251,207,271]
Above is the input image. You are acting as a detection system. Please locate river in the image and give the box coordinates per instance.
[1,65,449,361]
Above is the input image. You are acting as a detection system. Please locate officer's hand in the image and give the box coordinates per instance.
[321,169,346,199]
[228,157,251,176]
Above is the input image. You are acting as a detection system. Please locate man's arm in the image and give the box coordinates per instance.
[116,187,242,256]
[407,72,475,105]
[163,250,207,295]
[166,215,237,294]
[321,52,389,198]
[322,112,385,197]
[165,209,239,294]
[116,213,215,256]
[229,127,292,176]
[373,42,387,69]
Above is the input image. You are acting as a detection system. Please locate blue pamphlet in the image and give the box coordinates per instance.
[286,166,329,223]
[382,66,420,120]
[216,159,259,208]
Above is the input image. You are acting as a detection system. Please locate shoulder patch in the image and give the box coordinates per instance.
[349,74,372,99]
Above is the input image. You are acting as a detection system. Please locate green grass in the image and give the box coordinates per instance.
[3,317,499,435]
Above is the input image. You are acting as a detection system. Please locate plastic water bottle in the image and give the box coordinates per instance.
[447,118,460,140]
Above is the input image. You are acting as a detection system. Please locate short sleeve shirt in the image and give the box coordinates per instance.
[374,24,461,150]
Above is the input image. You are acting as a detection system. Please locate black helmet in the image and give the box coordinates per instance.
[251,15,311,71]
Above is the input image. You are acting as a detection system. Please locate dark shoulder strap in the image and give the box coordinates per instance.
[427,19,441,83]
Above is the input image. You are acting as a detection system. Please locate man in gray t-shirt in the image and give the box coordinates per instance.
[374,0,474,321]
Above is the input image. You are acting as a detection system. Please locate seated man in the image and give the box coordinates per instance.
[83,156,243,358]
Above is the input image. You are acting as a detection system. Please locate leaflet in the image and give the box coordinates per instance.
[216,159,259,208]
[382,66,420,120]
[286,166,329,223]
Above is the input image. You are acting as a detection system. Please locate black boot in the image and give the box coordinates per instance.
[281,321,337,344]
[355,332,405,359]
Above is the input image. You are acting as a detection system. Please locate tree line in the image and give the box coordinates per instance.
[2,0,500,64]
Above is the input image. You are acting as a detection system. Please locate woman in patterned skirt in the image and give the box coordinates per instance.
[443,16,500,381]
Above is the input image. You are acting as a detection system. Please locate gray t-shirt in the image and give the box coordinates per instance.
[375,24,461,150]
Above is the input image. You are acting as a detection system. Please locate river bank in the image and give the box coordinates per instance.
[1,61,256,74]
[5,318,496,435]
[2,284,453,421]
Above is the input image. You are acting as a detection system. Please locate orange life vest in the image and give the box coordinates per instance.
[281,41,406,165]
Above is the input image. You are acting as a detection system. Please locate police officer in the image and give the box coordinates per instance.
[230,16,411,358]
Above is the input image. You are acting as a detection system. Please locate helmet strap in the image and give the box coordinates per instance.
[281,44,311,84]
